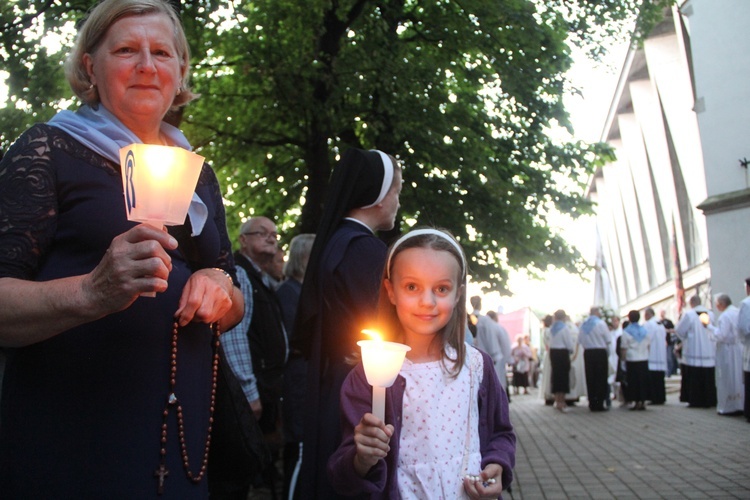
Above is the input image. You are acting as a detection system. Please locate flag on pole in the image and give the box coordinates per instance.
[671,217,685,316]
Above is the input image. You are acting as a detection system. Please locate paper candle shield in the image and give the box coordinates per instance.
[120,144,204,226]
[357,340,411,387]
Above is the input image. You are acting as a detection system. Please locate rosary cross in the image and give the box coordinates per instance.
[154,463,169,494]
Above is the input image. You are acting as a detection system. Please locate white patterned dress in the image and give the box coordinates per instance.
[397,345,484,499]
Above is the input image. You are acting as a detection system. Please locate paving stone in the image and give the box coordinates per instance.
[506,384,750,499]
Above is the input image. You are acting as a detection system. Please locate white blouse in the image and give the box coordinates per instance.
[621,331,651,361]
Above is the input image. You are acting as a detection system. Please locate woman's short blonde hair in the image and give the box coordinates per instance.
[65,0,197,110]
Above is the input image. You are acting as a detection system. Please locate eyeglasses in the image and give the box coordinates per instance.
[242,230,280,241]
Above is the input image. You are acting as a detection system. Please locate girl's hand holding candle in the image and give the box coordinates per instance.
[352,412,394,477]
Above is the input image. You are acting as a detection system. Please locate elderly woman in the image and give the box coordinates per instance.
[277,234,316,333]
[0,0,242,497]
[546,309,576,412]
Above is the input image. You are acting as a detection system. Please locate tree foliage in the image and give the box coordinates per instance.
[0,0,667,293]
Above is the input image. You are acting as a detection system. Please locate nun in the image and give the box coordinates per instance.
[287,148,402,499]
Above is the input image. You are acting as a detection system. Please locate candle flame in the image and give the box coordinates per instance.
[142,146,177,181]
[699,312,710,326]
[361,329,382,342]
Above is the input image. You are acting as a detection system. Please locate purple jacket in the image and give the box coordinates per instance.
[327,347,516,499]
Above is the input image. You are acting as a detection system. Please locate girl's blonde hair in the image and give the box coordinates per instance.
[65,0,197,110]
[377,228,468,376]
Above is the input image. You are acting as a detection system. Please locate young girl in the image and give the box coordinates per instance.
[327,228,516,499]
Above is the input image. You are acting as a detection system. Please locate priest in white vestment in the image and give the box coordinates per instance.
[735,279,750,421]
[643,307,667,404]
[471,296,511,390]
[676,295,716,408]
[607,316,622,406]
[710,293,744,415]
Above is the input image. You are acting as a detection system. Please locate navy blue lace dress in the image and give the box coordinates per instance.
[0,124,234,498]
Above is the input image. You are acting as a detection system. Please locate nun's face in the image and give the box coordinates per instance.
[376,168,402,231]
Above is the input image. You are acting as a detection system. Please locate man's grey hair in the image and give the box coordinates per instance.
[715,293,732,308]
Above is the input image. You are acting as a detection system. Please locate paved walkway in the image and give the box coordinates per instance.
[507,379,750,499]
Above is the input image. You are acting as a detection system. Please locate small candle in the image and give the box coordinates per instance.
[357,330,410,422]
[699,312,710,326]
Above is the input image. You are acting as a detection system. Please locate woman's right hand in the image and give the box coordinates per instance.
[83,224,178,315]
[352,412,393,477]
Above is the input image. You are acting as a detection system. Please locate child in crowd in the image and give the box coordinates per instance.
[511,335,532,395]
[327,228,516,499]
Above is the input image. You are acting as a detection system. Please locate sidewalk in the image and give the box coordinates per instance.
[507,380,750,499]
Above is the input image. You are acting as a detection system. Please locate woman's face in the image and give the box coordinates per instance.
[84,13,183,136]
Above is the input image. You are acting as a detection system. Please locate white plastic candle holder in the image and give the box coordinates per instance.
[119,144,204,296]
[357,339,411,422]
[120,144,204,229]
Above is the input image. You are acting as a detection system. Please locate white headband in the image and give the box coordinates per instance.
[361,150,395,209]
[386,229,466,279]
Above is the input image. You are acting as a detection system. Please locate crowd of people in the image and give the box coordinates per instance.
[528,292,750,422]
[3,1,749,499]
[0,3,518,498]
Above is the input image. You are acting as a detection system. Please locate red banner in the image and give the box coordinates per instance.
[671,218,685,316]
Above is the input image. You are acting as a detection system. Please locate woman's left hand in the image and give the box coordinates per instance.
[174,268,234,327]
[463,463,503,499]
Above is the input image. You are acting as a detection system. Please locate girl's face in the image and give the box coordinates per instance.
[384,247,463,341]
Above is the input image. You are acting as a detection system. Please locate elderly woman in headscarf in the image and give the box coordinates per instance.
[288,148,402,499]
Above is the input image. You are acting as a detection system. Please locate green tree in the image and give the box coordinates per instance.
[0,0,668,293]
